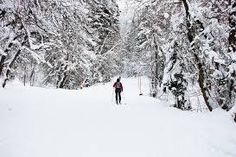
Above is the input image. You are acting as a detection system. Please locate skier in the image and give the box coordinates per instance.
[113,78,123,104]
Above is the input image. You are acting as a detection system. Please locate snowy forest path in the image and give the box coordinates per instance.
[0,77,236,157]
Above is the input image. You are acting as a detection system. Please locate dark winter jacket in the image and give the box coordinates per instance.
[113,81,123,92]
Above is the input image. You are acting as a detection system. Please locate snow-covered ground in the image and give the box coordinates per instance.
[0,77,236,157]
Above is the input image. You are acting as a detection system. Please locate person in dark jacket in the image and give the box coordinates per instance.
[113,78,123,104]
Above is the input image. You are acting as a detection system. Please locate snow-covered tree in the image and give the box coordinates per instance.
[123,0,235,111]
[0,0,51,87]
[0,0,122,89]
[86,0,121,84]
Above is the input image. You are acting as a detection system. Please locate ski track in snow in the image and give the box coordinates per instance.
[0,77,236,157]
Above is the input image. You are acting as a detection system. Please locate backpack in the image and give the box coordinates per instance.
[115,82,122,89]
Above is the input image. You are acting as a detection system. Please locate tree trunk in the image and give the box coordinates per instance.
[0,33,21,76]
[228,2,236,52]
[194,54,213,111]
[58,73,68,88]
[154,35,159,87]
[181,0,213,111]
[0,55,6,76]
[58,65,68,89]
[2,50,21,88]
[29,66,35,86]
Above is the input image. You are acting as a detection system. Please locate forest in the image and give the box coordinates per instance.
[0,0,236,113]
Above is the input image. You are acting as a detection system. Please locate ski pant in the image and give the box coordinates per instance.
[115,89,122,104]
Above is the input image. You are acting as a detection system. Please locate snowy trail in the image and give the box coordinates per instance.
[0,77,236,157]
